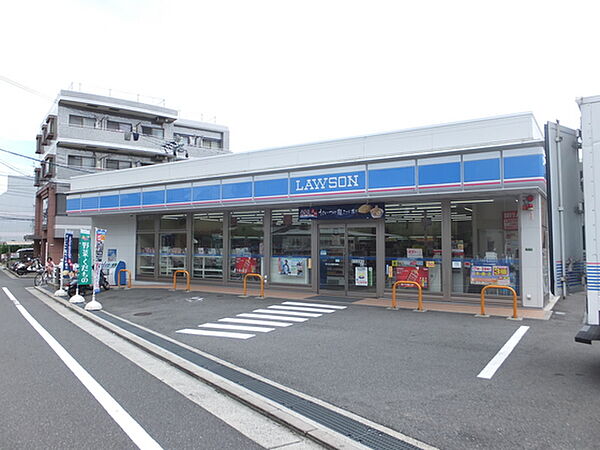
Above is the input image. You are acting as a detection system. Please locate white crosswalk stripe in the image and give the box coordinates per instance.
[219,318,294,327]
[268,305,335,313]
[282,301,347,310]
[238,313,308,322]
[176,301,347,340]
[176,329,255,339]
[253,309,322,318]
[199,323,275,333]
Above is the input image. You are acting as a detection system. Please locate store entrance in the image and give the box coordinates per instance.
[318,224,377,296]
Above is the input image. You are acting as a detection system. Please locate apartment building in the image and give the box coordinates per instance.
[0,174,35,243]
[33,89,230,262]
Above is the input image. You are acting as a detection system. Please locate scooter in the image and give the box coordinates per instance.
[14,258,42,276]
[67,269,110,297]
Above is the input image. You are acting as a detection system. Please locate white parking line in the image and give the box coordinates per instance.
[253,309,322,318]
[238,313,308,322]
[478,326,530,380]
[176,328,255,339]
[268,305,335,313]
[282,301,347,310]
[219,318,294,327]
[198,323,275,333]
[1,287,163,450]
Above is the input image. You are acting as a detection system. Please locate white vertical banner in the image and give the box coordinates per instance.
[93,228,107,295]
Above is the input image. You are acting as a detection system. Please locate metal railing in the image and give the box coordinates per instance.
[240,273,265,299]
[391,280,425,312]
[172,270,191,292]
[479,285,519,320]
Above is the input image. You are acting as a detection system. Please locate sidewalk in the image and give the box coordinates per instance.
[127,281,552,320]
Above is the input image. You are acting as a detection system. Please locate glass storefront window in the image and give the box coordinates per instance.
[229,210,264,280]
[136,233,155,276]
[271,209,311,285]
[159,214,188,276]
[160,213,187,231]
[192,212,223,280]
[136,215,156,276]
[137,215,156,232]
[451,198,520,296]
[384,202,442,293]
[159,232,187,276]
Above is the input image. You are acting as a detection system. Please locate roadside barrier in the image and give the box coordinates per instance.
[240,273,265,299]
[478,285,520,320]
[172,269,191,292]
[117,269,132,289]
[391,280,425,312]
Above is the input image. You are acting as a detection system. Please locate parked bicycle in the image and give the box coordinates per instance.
[33,268,50,286]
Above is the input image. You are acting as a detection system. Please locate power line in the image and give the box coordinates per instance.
[0,74,52,100]
[0,159,33,178]
[0,147,96,174]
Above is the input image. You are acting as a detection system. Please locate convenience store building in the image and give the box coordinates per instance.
[65,113,557,308]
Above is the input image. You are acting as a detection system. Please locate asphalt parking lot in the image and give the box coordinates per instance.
[61,287,600,449]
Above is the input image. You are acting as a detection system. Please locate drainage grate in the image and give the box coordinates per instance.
[93,310,421,450]
[133,312,152,316]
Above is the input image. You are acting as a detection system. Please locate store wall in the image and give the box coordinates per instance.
[519,192,546,307]
[92,215,136,282]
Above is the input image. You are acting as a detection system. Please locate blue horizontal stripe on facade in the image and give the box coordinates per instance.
[418,162,460,185]
[290,171,365,195]
[166,187,192,204]
[99,195,119,209]
[192,185,220,202]
[222,181,253,199]
[464,159,500,183]
[368,166,415,189]
[142,190,165,206]
[67,150,551,213]
[120,192,141,208]
[66,198,81,211]
[254,179,288,198]
[504,154,545,179]
[81,197,99,210]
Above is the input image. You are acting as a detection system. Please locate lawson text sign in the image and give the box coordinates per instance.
[290,171,366,197]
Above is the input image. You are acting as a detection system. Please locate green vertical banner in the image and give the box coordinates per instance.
[78,229,92,286]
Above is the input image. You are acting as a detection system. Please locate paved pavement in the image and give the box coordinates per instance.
[51,282,599,450]
[0,271,317,449]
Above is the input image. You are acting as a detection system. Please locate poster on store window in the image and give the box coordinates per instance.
[271,257,309,284]
[503,210,518,231]
[470,265,510,285]
[275,257,305,277]
[234,256,257,274]
[355,266,368,286]
[395,266,429,288]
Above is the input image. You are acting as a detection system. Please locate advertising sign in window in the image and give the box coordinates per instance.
[470,265,510,285]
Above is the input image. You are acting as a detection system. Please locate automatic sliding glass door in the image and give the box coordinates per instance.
[318,224,378,295]
[347,226,377,294]
[318,226,346,291]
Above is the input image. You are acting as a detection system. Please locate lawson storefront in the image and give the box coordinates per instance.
[65,113,551,308]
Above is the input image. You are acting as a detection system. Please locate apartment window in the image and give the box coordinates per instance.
[174,133,197,146]
[105,159,132,170]
[69,115,96,128]
[203,138,222,149]
[42,156,55,178]
[106,120,133,132]
[68,155,96,168]
[141,126,164,138]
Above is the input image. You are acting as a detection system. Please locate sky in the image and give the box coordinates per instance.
[1,0,599,175]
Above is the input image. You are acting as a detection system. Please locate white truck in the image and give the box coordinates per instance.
[575,96,600,343]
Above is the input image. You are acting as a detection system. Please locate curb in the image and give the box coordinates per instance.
[33,286,419,450]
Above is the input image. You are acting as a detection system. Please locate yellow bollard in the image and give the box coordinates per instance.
[391,280,425,312]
